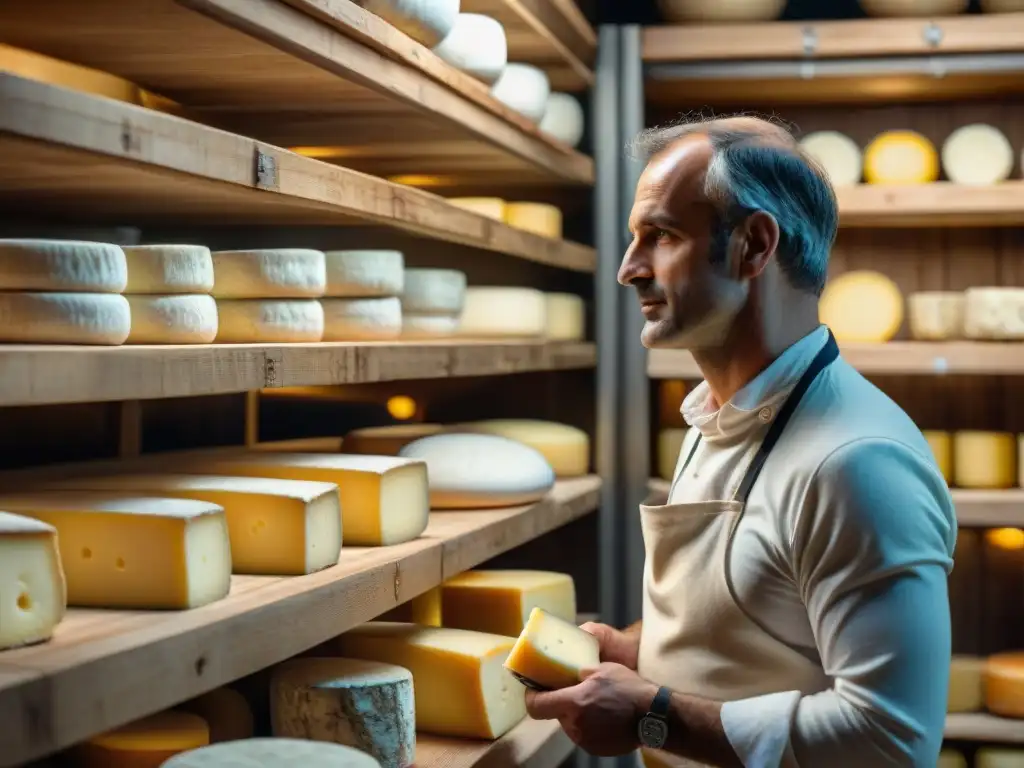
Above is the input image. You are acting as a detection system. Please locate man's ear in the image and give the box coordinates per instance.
[738,210,780,279]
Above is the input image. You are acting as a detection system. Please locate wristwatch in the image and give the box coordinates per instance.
[637,686,671,749]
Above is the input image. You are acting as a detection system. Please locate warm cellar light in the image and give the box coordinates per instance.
[986,527,1024,551]
[387,395,417,421]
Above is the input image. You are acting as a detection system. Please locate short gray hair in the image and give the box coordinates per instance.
[629,113,838,296]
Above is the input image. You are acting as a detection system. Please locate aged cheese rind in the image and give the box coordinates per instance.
[322,297,402,341]
[215,299,325,343]
[442,570,576,636]
[211,249,327,299]
[0,239,127,292]
[324,250,404,298]
[401,268,467,315]
[122,244,214,294]
[490,64,551,123]
[544,293,585,341]
[908,291,964,341]
[177,687,255,743]
[72,710,210,767]
[161,738,384,767]
[953,431,1016,489]
[459,287,547,337]
[0,511,67,651]
[820,271,904,343]
[450,419,589,477]
[432,13,507,83]
[0,292,131,345]
[505,607,600,691]
[126,294,218,344]
[343,424,445,456]
[963,287,1024,340]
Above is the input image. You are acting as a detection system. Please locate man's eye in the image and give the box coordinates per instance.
[654,229,673,242]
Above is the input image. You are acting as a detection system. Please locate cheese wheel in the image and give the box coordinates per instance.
[432,14,507,83]
[0,292,131,345]
[215,299,325,343]
[0,512,66,651]
[126,295,218,344]
[491,64,551,123]
[859,0,969,15]
[356,0,459,47]
[399,433,555,509]
[658,428,689,483]
[505,607,600,691]
[939,750,969,768]
[922,430,953,485]
[401,313,460,337]
[798,131,862,187]
[820,271,904,343]
[986,652,1024,717]
[122,245,214,294]
[953,431,1016,489]
[544,292,585,340]
[459,287,546,337]
[321,297,402,341]
[401,268,466,315]
[506,202,563,239]
[271,658,415,768]
[72,711,210,767]
[863,131,940,185]
[907,291,964,341]
[323,250,404,298]
[963,287,1024,340]
[450,419,589,477]
[343,424,445,455]
[162,738,384,768]
[0,239,127,292]
[177,687,255,743]
[211,249,326,299]
[657,0,786,21]
[442,570,576,636]
[942,124,1014,185]
[948,655,985,712]
[982,0,1024,10]
[380,586,443,625]
[539,93,585,148]
[447,197,506,221]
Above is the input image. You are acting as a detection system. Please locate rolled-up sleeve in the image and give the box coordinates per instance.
[720,438,957,767]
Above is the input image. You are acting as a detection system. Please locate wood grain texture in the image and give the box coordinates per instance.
[416,717,575,768]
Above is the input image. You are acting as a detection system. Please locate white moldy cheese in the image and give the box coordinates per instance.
[0,239,127,292]
[122,244,214,294]
[211,249,326,299]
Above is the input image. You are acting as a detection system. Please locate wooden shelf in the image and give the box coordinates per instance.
[838,183,1024,228]
[0,476,600,767]
[946,713,1024,744]
[0,0,593,187]
[418,718,574,768]
[649,342,1024,379]
[0,75,594,272]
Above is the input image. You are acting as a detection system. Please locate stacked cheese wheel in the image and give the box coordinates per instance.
[123,245,218,344]
[909,287,1024,341]
[919,430,1024,489]
[446,196,565,240]
[400,268,467,338]
[321,250,405,341]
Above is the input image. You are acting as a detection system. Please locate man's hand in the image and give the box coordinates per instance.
[525,663,658,757]
[580,622,641,670]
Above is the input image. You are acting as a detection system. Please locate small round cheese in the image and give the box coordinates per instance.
[176,687,254,743]
[126,294,218,344]
[211,249,326,299]
[948,655,985,713]
[798,131,863,187]
[907,291,965,340]
[73,711,210,767]
[401,313,460,337]
[963,287,1024,340]
[459,287,547,337]
[953,431,1016,489]
[449,419,589,477]
[321,297,402,341]
[343,424,445,455]
[399,433,556,509]
[122,245,214,294]
[544,292,585,341]
[490,64,551,123]
[942,124,1014,185]
[401,268,466,315]
[215,299,325,343]
[859,0,968,15]
[357,0,460,47]
[161,738,384,768]
[863,131,940,185]
[323,250,404,298]
[0,292,131,345]
[505,202,563,239]
[447,197,507,221]
[657,0,786,21]
[539,93,585,148]
[432,14,507,83]
[820,271,904,343]
[0,239,127,293]
[986,651,1024,718]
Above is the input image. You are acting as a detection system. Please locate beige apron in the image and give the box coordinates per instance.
[637,333,839,768]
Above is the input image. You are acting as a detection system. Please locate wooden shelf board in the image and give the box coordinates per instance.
[0,75,594,273]
[417,717,574,768]
[838,183,1024,228]
[649,342,1024,379]
[945,713,1024,744]
[0,0,593,186]
[0,477,600,767]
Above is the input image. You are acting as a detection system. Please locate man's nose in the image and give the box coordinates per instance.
[617,245,652,287]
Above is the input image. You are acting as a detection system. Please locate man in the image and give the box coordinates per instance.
[525,115,957,767]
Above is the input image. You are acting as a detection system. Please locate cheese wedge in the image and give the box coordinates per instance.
[176,687,254,743]
[71,710,210,767]
[0,512,66,650]
[442,570,576,636]
[505,607,600,691]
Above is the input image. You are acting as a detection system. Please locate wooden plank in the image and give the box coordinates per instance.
[0,477,601,766]
[838,183,1024,228]
[945,713,1024,744]
[0,74,595,272]
[418,717,575,768]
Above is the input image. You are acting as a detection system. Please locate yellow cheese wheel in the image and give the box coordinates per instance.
[863,131,940,185]
[448,419,589,477]
[820,271,904,343]
[986,652,1024,718]
[948,655,985,712]
[953,431,1016,489]
[505,203,563,239]
[922,430,953,485]
[72,711,209,767]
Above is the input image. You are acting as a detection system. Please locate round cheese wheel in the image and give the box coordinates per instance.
[447,197,506,221]
[161,738,383,767]
[490,64,551,123]
[126,294,219,344]
[505,202,563,239]
[0,239,127,293]
[948,655,985,713]
[907,291,964,340]
[211,249,327,299]
[321,297,402,341]
[798,131,863,187]
[859,0,968,15]
[73,711,209,767]
[357,0,459,47]
[863,131,940,185]
[963,287,1024,340]
[343,424,445,455]
[820,271,904,343]
[981,0,1024,10]
[122,245,214,294]
[544,293,585,341]
[939,750,968,768]
[952,431,1016,489]
[432,14,507,83]
[402,268,466,315]
[657,0,786,22]
[401,313,460,337]
[922,430,952,485]
[459,287,546,337]
[0,292,131,345]
[986,652,1024,718]
[323,250,404,298]
[215,299,325,343]
[176,687,255,743]
[539,93,585,148]
[449,419,590,477]
[942,124,1014,185]
[398,433,556,508]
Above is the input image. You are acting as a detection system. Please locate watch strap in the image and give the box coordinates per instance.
[648,686,672,718]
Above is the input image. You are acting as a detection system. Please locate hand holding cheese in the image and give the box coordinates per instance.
[504,607,600,691]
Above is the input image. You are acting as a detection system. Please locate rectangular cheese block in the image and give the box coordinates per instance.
[380,586,442,626]
[172,453,429,547]
[0,491,231,609]
[504,607,600,691]
[49,474,341,576]
[442,570,576,636]
[329,622,527,739]
[0,511,66,650]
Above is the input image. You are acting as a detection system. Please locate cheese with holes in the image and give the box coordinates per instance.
[986,652,1024,717]
[324,250,404,298]
[271,657,415,768]
[343,424,445,456]
[949,655,985,712]
[401,268,466,315]
[820,271,904,343]
[71,711,209,767]
[356,0,459,47]
[126,294,218,344]
[659,428,689,483]
[922,430,953,484]
[442,570,576,636]
[976,749,1024,768]
[49,474,341,576]
[860,0,968,16]
[0,239,127,292]
[399,433,555,508]
[0,492,231,609]
[506,202,562,238]
[177,687,254,743]
[380,586,443,625]
[939,750,969,768]
[0,292,131,345]
[491,64,551,123]
[322,297,402,340]
[162,738,383,768]
[657,0,786,22]
[0,512,66,651]
[432,14,507,83]
[459,287,546,337]
[964,287,1024,340]
[211,249,326,299]
[863,131,940,185]
[402,313,460,337]
[908,291,964,340]
[331,622,527,739]
[180,453,429,546]
[451,420,588,477]
[215,299,325,343]
[448,197,506,221]
[545,293,585,340]
[122,245,214,294]
[798,131,862,187]
[540,93,585,148]
[505,607,600,691]
[953,431,1016,489]
[942,124,1014,185]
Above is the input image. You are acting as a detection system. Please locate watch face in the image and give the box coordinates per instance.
[638,715,668,749]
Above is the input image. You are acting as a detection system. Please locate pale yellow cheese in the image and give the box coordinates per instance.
[863,131,940,184]
[323,250,404,298]
[71,710,210,767]
[447,197,506,221]
[177,687,254,743]
[907,291,964,341]
[215,299,325,343]
[342,424,445,456]
[0,292,131,345]
[658,428,689,483]
[986,652,1024,718]
[321,297,402,341]
[505,203,563,239]
[939,749,969,768]
[380,586,443,626]
[459,287,546,337]
[0,492,231,609]
[401,314,460,338]
[798,130,862,187]
[122,245,214,294]
[0,512,66,651]
[126,295,219,344]
[211,249,326,299]
[442,570,576,636]
[0,239,127,292]
[504,607,600,691]
[331,621,527,739]
[964,287,1024,340]
[953,431,1016,489]
[450,419,589,477]
[544,293,585,341]
[948,655,985,712]
[820,271,904,343]
[48,474,341,576]
[942,124,1015,186]
[162,738,382,767]
[977,749,1024,768]
[922,430,953,484]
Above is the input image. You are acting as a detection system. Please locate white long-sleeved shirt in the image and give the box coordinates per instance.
[672,325,957,767]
